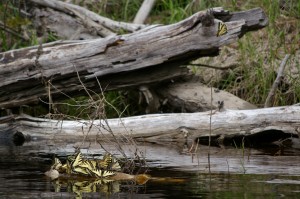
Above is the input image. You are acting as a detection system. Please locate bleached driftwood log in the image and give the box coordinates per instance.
[0,7,267,109]
[156,80,257,112]
[2,105,299,146]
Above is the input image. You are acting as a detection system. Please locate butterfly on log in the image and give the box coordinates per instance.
[217,22,228,37]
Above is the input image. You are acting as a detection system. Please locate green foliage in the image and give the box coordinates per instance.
[151,0,191,24]
[233,138,247,174]
[103,91,141,118]
[97,0,141,22]
[0,1,36,51]
[49,91,142,119]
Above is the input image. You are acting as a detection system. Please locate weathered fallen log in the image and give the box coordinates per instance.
[1,105,299,147]
[0,7,267,109]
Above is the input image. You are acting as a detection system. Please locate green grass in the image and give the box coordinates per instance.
[192,0,300,107]
[97,0,141,22]
[0,1,37,51]
[1,0,299,117]
[233,138,247,174]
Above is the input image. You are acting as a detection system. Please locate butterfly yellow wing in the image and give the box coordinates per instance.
[101,170,115,178]
[70,152,88,175]
[73,166,89,175]
[51,157,62,170]
[71,152,83,167]
[86,159,97,169]
[217,22,228,37]
[65,159,72,174]
[99,153,121,171]
[61,163,69,173]
[79,159,96,176]
[90,168,115,178]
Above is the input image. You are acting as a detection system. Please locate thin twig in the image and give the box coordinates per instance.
[208,81,212,176]
[264,54,290,107]
[189,63,237,70]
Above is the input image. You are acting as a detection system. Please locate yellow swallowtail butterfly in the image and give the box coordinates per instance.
[217,22,228,37]
[98,153,121,171]
[70,152,90,175]
[98,153,113,169]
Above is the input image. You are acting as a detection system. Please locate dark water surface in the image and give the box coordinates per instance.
[1,138,300,199]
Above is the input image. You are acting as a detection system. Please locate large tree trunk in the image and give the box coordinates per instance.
[0,7,267,109]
